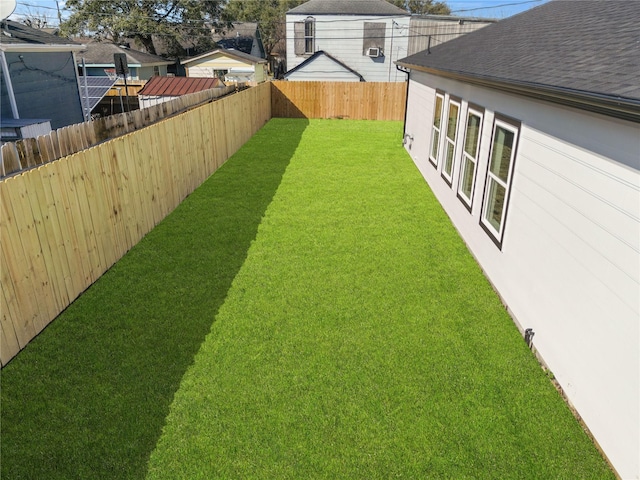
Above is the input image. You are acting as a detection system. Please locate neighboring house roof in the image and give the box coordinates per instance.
[288,0,409,16]
[0,20,84,50]
[216,37,254,55]
[212,22,265,57]
[181,48,267,66]
[397,0,640,120]
[284,50,365,81]
[137,76,224,96]
[78,41,173,67]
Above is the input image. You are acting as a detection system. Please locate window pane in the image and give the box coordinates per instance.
[490,126,514,182]
[464,113,481,157]
[485,179,506,231]
[444,142,454,175]
[434,96,443,129]
[446,103,458,141]
[431,130,439,159]
[460,156,475,199]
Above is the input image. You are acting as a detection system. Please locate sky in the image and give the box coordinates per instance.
[6,0,551,26]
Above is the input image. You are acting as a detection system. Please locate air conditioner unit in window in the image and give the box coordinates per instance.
[366,47,382,57]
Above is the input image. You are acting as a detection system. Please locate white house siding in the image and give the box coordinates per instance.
[285,55,362,82]
[187,56,258,79]
[138,95,176,109]
[404,71,640,479]
[286,14,410,82]
[138,65,168,79]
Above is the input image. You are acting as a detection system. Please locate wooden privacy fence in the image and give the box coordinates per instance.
[271,81,407,120]
[0,80,409,365]
[0,83,271,365]
[1,85,237,179]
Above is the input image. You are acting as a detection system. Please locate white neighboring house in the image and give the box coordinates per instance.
[181,48,268,86]
[397,1,639,478]
[285,0,410,82]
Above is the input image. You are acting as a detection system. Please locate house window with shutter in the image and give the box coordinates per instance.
[363,22,385,56]
[295,17,315,56]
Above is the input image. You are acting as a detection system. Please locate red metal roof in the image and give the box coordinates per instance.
[138,76,224,97]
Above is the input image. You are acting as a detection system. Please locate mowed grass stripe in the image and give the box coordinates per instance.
[146,119,613,479]
[0,119,308,479]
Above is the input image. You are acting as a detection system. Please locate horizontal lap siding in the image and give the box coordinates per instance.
[285,14,410,83]
[404,71,639,479]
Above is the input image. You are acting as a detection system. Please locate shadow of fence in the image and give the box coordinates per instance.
[0,118,310,480]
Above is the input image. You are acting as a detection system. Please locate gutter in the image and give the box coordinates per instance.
[397,63,640,123]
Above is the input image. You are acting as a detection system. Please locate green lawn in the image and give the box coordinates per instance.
[1,119,612,479]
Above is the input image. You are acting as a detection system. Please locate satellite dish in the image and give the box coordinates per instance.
[0,0,17,21]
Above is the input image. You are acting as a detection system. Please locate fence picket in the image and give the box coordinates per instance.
[1,143,21,177]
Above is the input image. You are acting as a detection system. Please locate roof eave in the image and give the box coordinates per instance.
[398,63,640,123]
[287,12,409,17]
[182,49,265,65]
[1,43,86,53]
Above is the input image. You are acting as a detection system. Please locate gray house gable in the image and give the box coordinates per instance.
[397,0,640,121]
[1,20,86,129]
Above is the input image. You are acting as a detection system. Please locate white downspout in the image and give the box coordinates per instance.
[0,50,20,119]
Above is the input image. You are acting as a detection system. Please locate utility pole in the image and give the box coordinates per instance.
[55,0,62,25]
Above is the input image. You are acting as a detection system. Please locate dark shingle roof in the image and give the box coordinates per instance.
[181,48,267,65]
[0,20,81,46]
[397,0,640,103]
[288,0,408,16]
[79,42,172,66]
[284,50,365,81]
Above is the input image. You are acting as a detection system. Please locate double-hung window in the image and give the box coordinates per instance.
[429,92,445,167]
[480,115,520,247]
[441,97,461,184]
[294,17,315,55]
[457,105,484,210]
[304,17,315,54]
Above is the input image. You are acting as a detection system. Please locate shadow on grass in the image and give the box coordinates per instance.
[0,118,309,480]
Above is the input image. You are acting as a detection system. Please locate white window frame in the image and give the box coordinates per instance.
[441,96,461,185]
[480,115,520,248]
[456,105,484,211]
[429,91,445,167]
[304,17,315,54]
